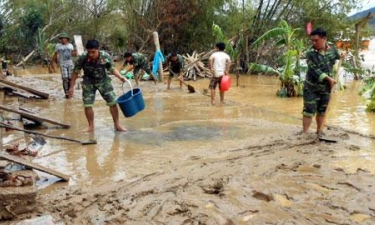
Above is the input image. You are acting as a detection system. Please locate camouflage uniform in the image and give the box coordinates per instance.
[168,54,184,77]
[74,51,117,107]
[303,43,340,117]
[123,53,151,78]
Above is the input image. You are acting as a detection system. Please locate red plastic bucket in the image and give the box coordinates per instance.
[220,75,231,92]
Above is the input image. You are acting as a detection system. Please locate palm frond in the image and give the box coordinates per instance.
[212,23,225,41]
[252,27,287,47]
[249,63,280,75]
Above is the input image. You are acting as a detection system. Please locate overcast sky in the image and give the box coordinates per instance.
[349,0,375,15]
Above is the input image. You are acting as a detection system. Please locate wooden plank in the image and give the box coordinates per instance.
[0,121,96,145]
[0,79,49,99]
[74,35,84,56]
[0,105,70,128]
[0,152,69,181]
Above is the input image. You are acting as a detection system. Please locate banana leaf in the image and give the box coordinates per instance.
[249,63,280,75]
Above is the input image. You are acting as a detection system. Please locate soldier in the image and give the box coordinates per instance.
[302,28,345,136]
[68,39,127,132]
[166,52,184,90]
[121,52,157,86]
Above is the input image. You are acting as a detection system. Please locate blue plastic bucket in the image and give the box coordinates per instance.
[117,80,145,117]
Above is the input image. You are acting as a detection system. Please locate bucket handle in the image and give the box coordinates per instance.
[122,79,134,96]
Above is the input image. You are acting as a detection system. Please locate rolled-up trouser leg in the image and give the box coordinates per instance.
[62,78,70,95]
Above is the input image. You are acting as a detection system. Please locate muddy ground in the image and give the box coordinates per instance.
[8,126,375,225]
[1,73,375,224]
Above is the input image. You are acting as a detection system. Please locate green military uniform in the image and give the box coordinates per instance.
[303,42,340,117]
[74,51,117,107]
[123,53,151,77]
[168,54,184,77]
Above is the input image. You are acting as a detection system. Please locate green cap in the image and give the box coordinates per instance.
[59,32,70,40]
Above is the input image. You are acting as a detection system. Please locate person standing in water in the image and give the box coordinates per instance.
[208,42,231,105]
[68,39,127,132]
[166,52,184,90]
[302,28,345,136]
[51,32,75,98]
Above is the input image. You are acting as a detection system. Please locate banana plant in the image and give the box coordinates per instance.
[359,73,375,112]
[251,20,305,97]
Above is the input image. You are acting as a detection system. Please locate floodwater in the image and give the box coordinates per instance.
[2,68,375,192]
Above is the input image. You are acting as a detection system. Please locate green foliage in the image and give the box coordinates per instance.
[251,20,305,97]
[359,74,375,112]
[0,0,363,66]
[212,22,244,72]
[360,75,375,96]
[21,3,46,50]
[366,101,375,112]
[342,61,366,76]
[248,63,280,75]
[212,23,236,58]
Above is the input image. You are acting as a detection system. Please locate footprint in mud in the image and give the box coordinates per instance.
[337,132,350,140]
[201,179,225,196]
[252,191,274,202]
[188,156,201,160]
[294,132,318,141]
[276,162,304,171]
[349,145,360,151]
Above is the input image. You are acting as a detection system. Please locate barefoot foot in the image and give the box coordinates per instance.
[115,125,128,132]
[82,127,94,133]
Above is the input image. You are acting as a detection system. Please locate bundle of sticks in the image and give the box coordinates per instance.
[182,51,214,80]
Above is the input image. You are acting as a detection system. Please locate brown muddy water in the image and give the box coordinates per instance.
[2,69,375,192]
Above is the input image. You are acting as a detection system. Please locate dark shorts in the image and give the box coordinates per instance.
[209,76,223,90]
[133,62,152,77]
[82,77,116,107]
[169,70,181,78]
[302,82,331,117]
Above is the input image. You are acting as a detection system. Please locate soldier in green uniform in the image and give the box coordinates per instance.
[121,52,157,86]
[166,52,184,90]
[68,39,127,132]
[302,28,345,136]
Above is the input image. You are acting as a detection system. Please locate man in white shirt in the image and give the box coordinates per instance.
[51,32,76,98]
[208,42,231,105]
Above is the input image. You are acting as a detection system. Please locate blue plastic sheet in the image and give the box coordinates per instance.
[152,50,165,79]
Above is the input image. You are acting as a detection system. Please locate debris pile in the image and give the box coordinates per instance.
[183,51,213,80]
[0,140,41,221]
